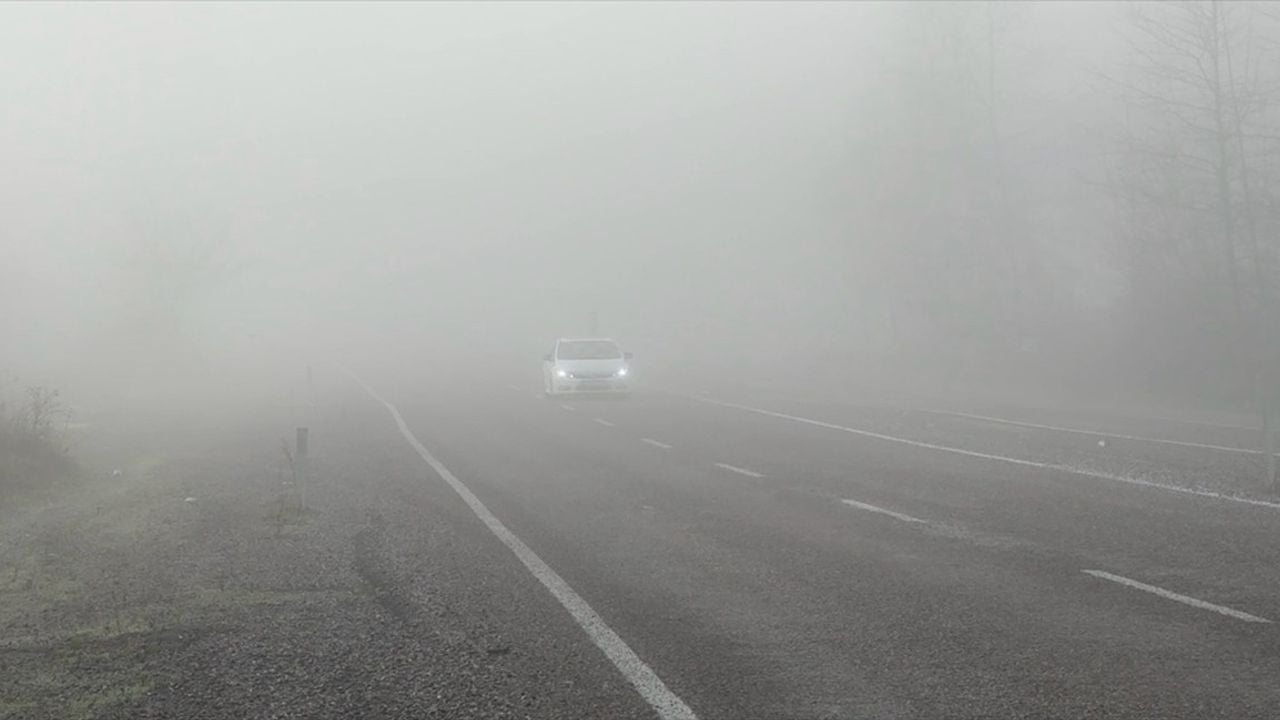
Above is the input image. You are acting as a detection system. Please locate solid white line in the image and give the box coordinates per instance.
[714,462,764,478]
[696,397,1280,510]
[924,408,1264,456]
[1082,569,1272,623]
[840,499,927,524]
[1137,413,1258,432]
[560,404,575,412]
[594,418,615,427]
[354,378,698,720]
[642,438,674,450]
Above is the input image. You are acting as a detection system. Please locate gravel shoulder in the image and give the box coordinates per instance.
[0,378,653,720]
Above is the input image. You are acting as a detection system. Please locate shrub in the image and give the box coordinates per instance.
[0,384,75,498]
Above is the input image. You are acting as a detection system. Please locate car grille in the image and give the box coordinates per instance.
[571,371,615,379]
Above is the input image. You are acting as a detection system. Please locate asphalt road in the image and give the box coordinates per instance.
[344,369,1280,720]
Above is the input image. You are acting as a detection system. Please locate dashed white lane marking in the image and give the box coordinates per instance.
[924,408,1263,456]
[714,462,764,478]
[594,418,615,427]
[354,378,698,720]
[696,397,1280,510]
[1082,569,1273,624]
[840,499,927,524]
[560,404,575,412]
[642,438,674,450]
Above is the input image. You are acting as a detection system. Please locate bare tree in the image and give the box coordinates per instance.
[1110,0,1280,484]
[21,386,62,441]
[859,1,1075,394]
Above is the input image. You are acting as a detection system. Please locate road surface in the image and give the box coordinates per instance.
[346,369,1280,719]
[8,367,1280,719]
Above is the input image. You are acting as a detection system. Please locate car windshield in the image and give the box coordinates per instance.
[557,340,621,360]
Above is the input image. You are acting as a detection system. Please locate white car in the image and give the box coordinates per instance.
[543,337,632,396]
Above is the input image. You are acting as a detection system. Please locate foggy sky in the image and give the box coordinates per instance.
[1,2,1123,402]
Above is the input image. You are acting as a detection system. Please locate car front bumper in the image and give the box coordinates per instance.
[551,377,629,394]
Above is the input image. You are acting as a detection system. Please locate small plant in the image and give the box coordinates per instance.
[268,440,307,536]
[281,440,297,486]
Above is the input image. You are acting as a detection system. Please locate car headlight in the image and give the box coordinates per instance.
[555,369,568,378]
[615,367,628,377]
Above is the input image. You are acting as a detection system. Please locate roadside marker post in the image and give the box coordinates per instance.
[296,427,309,512]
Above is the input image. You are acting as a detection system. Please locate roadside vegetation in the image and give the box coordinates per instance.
[0,382,77,505]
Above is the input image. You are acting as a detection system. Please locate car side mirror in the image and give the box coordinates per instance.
[624,352,634,361]
[543,353,554,362]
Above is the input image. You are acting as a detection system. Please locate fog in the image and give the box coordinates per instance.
[3,1,1278,415]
